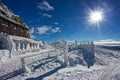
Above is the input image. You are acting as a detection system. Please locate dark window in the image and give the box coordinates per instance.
[21,29,23,32]
[14,25,17,30]
[1,20,9,26]
[0,41,3,49]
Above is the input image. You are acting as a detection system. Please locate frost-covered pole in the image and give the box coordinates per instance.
[21,57,31,75]
[63,40,69,66]
[75,40,77,47]
[9,45,12,58]
[22,43,25,51]
[91,41,94,54]
[26,43,30,50]
[8,36,14,58]
[48,51,50,58]
[55,39,60,61]
[56,47,60,61]
[37,44,39,49]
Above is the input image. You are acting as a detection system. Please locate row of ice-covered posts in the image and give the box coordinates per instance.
[75,41,94,46]
[11,40,41,52]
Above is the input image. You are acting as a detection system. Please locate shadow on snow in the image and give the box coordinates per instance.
[26,64,65,80]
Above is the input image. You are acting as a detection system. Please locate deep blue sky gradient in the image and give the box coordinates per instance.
[2,0,120,42]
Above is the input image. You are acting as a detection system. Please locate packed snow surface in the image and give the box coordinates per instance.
[1,44,120,80]
[44,45,120,80]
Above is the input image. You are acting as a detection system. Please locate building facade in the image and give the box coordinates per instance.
[0,3,30,38]
[0,3,43,56]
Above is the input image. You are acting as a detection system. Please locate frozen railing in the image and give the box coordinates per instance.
[76,41,94,54]
[68,41,94,46]
[19,49,59,75]
[68,41,94,54]
[0,50,59,78]
[21,50,58,66]
[76,41,94,46]
[0,33,42,57]
[12,48,40,56]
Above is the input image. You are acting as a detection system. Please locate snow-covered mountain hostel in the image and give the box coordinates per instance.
[0,2,41,57]
[0,3,30,38]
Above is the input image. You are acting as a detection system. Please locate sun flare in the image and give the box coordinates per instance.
[88,9,104,26]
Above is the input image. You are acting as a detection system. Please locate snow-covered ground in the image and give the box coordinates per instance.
[1,44,120,80]
[44,45,120,80]
[0,48,59,80]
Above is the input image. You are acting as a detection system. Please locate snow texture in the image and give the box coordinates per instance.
[44,45,120,80]
[1,41,120,80]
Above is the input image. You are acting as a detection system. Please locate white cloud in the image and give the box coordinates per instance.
[37,1,54,11]
[42,13,52,18]
[36,25,61,35]
[37,25,51,35]
[54,22,59,25]
[94,39,120,45]
[30,34,36,39]
[51,27,60,33]
[29,26,61,39]
[98,39,114,42]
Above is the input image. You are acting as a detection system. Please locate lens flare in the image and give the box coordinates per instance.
[88,9,104,26]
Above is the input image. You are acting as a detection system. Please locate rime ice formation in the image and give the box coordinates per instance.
[0,37,96,80]
[0,33,42,58]
[44,45,120,80]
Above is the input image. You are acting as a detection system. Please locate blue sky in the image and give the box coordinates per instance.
[3,0,120,42]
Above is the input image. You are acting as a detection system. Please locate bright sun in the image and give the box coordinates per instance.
[88,9,104,26]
